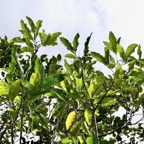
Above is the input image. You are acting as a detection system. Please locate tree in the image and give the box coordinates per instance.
[0,17,144,144]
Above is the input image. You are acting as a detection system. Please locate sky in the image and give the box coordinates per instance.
[1,0,144,57]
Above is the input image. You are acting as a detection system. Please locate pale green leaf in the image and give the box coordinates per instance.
[0,81,9,96]
[84,109,92,126]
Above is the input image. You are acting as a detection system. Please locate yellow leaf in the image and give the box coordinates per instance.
[65,111,76,130]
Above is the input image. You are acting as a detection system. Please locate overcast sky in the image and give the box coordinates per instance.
[1,0,144,56]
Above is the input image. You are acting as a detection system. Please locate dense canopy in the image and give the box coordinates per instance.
[0,17,144,144]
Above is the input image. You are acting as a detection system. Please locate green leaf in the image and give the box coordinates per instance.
[48,32,61,46]
[81,121,89,134]
[20,20,33,40]
[125,44,138,58]
[70,121,81,136]
[20,46,34,54]
[39,30,50,46]
[104,47,110,64]
[84,33,92,56]
[60,37,74,53]
[10,37,25,43]
[86,130,96,144]
[34,20,42,40]
[65,53,76,59]
[78,135,86,144]
[34,56,44,75]
[61,138,72,144]
[73,33,80,51]
[26,16,35,32]
[137,45,142,59]
[0,81,9,96]
[84,109,92,126]
[114,64,123,88]
[109,31,117,53]
[88,83,95,98]
[9,79,20,101]
[116,44,126,61]
[11,48,17,65]
[91,52,107,65]
[30,73,41,90]
[101,98,117,106]
[64,59,72,72]
[40,73,65,88]
[100,139,116,144]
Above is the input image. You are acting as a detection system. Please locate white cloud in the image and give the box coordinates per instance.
[96,0,144,47]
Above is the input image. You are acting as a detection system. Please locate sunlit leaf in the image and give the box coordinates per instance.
[101,98,117,106]
[65,54,76,59]
[0,81,9,96]
[65,111,76,130]
[61,138,73,143]
[84,109,92,126]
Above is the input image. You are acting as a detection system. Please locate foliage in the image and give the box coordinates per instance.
[0,17,144,144]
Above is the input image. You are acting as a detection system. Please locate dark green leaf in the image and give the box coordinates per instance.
[84,33,92,56]
[20,46,34,54]
[40,73,65,88]
[100,139,116,144]
[86,130,96,144]
[73,33,80,51]
[91,52,107,65]
[10,37,25,43]
[104,47,110,64]
[60,37,74,53]
[137,45,142,59]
